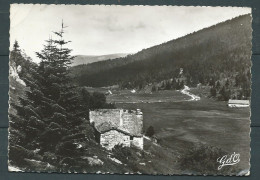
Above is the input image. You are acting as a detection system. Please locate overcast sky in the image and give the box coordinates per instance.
[10,4,251,63]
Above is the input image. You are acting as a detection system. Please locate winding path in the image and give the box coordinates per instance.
[180,85,200,101]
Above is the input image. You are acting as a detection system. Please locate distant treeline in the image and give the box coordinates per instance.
[71,14,251,100]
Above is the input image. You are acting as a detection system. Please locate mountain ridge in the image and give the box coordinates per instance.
[71,53,129,66]
[76,14,250,66]
[70,14,251,100]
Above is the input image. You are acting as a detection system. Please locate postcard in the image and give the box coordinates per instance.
[8,4,251,175]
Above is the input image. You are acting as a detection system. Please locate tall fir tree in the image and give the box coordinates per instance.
[35,22,87,161]
[9,23,113,171]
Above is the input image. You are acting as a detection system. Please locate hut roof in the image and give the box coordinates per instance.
[228,99,250,105]
[90,109,143,137]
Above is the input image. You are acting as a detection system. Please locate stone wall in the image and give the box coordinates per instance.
[90,109,144,150]
[100,130,130,150]
[131,137,144,149]
[121,110,143,136]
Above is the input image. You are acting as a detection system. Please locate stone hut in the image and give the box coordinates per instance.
[89,109,143,150]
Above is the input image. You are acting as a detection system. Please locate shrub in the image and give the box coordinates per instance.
[112,144,144,173]
[43,152,58,164]
[48,122,61,130]
[177,144,236,175]
[145,126,155,137]
[59,157,77,166]
[9,145,42,168]
[112,144,132,162]
[62,133,86,142]
[38,127,64,153]
[55,141,84,157]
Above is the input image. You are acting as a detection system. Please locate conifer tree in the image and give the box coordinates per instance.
[35,22,87,160]
[210,86,217,97]
[10,40,22,68]
[9,42,52,168]
[10,23,113,170]
[165,81,171,90]
[36,22,82,114]
[216,81,221,90]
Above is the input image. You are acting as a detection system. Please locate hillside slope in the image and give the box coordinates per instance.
[71,14,252,99]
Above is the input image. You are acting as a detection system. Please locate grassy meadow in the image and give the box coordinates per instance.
[99,87,251,173]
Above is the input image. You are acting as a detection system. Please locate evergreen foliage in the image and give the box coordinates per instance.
[9,23,114,171]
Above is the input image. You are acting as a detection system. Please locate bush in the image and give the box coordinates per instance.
[38,127,64,152]
[112,144,132,162]
[48,122,61,129]
[112,144,145,173]
[103,102,116,109]
[178,144,236,175]
[43,152,58,164]
[90,92,106,109]
[28,116,46,130]
[23,158,56,172]
[59,157,77,166]
[51,112,67,126]
[55,141,83,157]
[62,133,86,142]
[145,126,155,137]
[9,145,42,168]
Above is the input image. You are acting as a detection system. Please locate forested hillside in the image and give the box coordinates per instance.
[71,14,252,100]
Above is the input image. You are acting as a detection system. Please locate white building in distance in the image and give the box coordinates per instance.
[228,99,250,107]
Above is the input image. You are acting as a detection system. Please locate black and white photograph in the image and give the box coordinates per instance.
[8,4,252,175]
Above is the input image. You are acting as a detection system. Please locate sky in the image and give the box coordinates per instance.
[10,4,251,63]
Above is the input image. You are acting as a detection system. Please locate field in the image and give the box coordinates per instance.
[86,87,251,173]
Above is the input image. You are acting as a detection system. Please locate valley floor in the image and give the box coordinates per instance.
[85,86,251,174]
